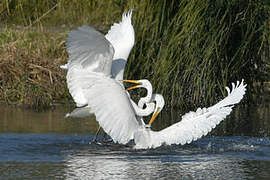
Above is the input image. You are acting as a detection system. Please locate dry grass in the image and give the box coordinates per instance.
[0,28,70,109]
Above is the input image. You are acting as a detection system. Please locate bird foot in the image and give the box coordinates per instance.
[103,138,113,144]
[92,139,102,145]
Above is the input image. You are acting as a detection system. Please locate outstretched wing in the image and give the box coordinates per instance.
[76,72,139,144]
[66,26,115,107]
[65,25,140,143]
[63,25,114,75]
[105,10,135,80]
[88,76,140,144]
[134,80,247,149]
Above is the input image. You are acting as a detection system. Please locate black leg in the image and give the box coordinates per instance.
[92,126,101,144]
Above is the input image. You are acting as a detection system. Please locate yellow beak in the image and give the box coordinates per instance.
[122,80,142,91]
[148,108,161,126]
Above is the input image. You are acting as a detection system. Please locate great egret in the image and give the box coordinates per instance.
[62,10,150,119]
[62,10,157,143]
[128,80,246,149]
[63,20,247,149]
[123,79,155,117]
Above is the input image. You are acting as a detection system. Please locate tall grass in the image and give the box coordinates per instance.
[0,28,70,109]
[129,0,270,111]
[0,0,269,110]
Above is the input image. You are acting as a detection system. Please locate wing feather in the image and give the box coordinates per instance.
[66,25,114,75]
[105,10,134,59]
[81,73,140,144]
[64,22,139,143]
[134,80,247,149]
[105,10,135,80]
[66,26,115,107]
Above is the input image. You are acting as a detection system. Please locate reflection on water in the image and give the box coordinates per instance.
[64,146,256,179]
[0,105,98,133]
[0,103,269,137]
[0,104,269,179]
[0,134,269,179]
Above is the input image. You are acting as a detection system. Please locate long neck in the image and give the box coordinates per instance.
[130,99,154,117]
[138,85,153,108]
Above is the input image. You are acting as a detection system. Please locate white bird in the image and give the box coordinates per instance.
[133,81,246,149]
[62,11,157,145]
[62,10,149,119]
[64,20,247,149]
[62,9,157,142]
[123,79,155,117]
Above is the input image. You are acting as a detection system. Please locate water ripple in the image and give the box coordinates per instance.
[0,133,270,179]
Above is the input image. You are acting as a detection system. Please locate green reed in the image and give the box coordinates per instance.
[0,0,269,110]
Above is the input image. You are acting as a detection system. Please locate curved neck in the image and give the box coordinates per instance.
[130,99,154,117]
[138,85,152,109]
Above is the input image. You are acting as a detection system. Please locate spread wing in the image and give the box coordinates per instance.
[63,25,114,75]
[105,10,135,80]
[84,75,140,144]
[134,80,247,149]
[68,68,140,143]
[65,25,140,144]
[66,26,115,107]
[62,10,135,80]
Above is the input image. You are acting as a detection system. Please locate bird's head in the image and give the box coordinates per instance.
[148,94,165,126]
[123,79,152,91]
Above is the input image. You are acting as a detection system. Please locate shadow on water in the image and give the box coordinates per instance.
[0,104,269,179]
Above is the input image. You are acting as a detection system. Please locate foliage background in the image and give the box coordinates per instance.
[0,0,269,112]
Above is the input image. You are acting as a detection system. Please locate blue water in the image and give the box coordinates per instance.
[0,133,269,179]
[0,105,269,179]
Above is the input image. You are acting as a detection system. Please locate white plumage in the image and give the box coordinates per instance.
[105,10,134,52]
[134,80,246,149]
[62,10,247,149]
[66,25,114,107]
[84,75,140,144]
[62,10,135,118]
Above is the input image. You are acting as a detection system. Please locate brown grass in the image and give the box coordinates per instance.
[0,28,70,109]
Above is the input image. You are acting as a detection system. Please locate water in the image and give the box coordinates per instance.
[0,105,270,179]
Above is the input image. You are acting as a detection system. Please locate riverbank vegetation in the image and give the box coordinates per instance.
[0,0,269,111]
